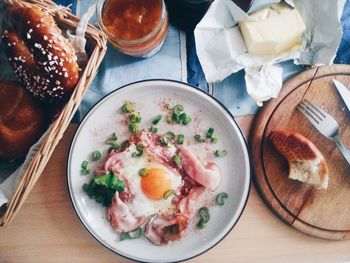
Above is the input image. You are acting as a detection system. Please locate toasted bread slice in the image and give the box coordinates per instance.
[269,130,329,189]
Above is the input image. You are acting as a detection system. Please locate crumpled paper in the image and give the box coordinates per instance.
[194,0,346,106]
[0,4,92,207]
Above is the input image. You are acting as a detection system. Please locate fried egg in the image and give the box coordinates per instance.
[120,144,182,217]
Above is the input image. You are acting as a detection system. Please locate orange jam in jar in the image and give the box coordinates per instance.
[97,0,169,57]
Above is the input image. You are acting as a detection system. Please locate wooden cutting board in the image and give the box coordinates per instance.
[250,65,350,240]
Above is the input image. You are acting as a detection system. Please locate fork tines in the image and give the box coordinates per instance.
[297,99,324,124]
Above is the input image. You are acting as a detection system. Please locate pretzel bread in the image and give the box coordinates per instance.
[269,130,329,189]
[1,7,79,101]
[0,81,45,159]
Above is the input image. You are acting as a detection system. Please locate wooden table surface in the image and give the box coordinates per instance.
[1,116,350,263]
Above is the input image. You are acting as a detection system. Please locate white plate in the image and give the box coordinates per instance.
[67,80,251,262]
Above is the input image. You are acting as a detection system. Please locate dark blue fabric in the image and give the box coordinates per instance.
[186,31,208,91]
[335,0,350,64]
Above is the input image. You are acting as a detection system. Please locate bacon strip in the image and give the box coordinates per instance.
[144,215,178,245]
[145,187,206,245]
[140,130,176,165]
[179,147,221,191]
[107,192,147,233]
[104,150,132,174]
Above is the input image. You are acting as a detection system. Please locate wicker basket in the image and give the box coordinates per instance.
[0,0,107,226]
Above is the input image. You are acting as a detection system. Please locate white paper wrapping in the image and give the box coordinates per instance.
[194,0,345,105]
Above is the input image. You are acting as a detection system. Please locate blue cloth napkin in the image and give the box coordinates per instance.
[35,0,350,118]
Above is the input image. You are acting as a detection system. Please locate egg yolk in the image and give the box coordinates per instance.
[141,168,171,200]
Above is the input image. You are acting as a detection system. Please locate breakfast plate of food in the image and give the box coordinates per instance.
[67,79,251,262]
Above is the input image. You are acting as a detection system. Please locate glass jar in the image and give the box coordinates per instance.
[96,0,169,58]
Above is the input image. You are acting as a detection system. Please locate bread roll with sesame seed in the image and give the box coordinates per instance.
[1,7,79,101]
[0,81,45,159]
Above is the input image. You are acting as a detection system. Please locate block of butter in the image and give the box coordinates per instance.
[239,3,306,56]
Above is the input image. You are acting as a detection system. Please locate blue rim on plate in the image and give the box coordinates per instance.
[66,79,251,263]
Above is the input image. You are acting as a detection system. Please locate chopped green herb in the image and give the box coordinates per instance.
[106,133,119,150]
[129,123,139,134]
[81,168,90,175]
[106,138,118,145]
[166,115,173,124]
[197,218,206,229]
[129,112,141,123]
[194,134,205,143]
[121,102,133,113]
[173,155,182,165]
[128,228,143,239]
[81,160,88,170]
[211,137,219,144]
[132,143,144,157]
[120,228,143,241]
[172,112,182,124]
[178,112,187,121]
[81,161,89,175]
[83,172,125,206]
[206,127,214,139]
[182,116,192,125]
[197,207,210,229]
[216,192,229,206]
[136,143,144,152]
[163,189,176,199]
[198,207,210,223]
[177,134,184,144]
[150,126,158,133]
[120,232,129,241]
[214,149,228,157]
[161,132,176,146]
[94,172,126,192]
[91,151,101,161]
[138,168,148,177]
[152,114,162,125]
[173,104,184,114]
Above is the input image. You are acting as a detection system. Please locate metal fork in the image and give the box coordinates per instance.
[297,99,350,165]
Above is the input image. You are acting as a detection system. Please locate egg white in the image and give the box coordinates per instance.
[119,145,183,217]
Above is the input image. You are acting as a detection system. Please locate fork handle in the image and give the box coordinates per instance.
[335,137,350,166]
